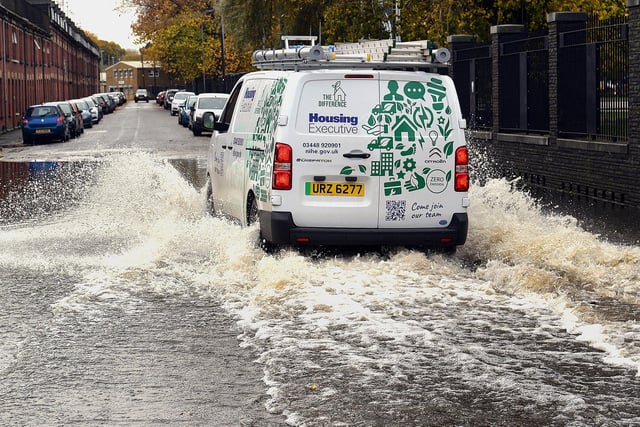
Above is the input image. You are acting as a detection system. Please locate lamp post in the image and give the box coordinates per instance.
[201,5,225,93]
[140,47,146,90]
[202,8,215,92]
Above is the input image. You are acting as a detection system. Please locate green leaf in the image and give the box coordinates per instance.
[358,164,367,173]
[443,141,454,157]
[341,166,354,175]
[422,167,431,174]
[446,170,452,182]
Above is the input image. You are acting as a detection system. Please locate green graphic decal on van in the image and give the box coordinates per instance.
[249,77,288,202]
[348,77,454,196]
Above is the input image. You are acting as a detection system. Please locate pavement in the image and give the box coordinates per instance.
[0,129,25,150]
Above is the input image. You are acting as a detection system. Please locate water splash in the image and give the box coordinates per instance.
[1,151,638,424]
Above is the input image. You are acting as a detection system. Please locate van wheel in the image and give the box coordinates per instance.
[247,193,258,225]
[205,178,216,216]
[247,193,277,253]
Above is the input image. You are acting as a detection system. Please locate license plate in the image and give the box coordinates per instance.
[305,182,364,197]
[35,129,51,134]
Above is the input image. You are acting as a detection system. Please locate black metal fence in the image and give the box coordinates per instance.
[451,14,629,143]
[500,31,549,134]
[558,16,628,142]
[452,43,492,130]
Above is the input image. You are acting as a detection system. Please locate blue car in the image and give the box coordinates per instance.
[178,95,197,127]
[21,104,70,145]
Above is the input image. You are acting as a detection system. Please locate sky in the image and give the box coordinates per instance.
[55,0,140,50]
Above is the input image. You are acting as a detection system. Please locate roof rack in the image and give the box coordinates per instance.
[252,38,451,72]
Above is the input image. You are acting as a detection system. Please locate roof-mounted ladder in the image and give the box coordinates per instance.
[252,37,451,72]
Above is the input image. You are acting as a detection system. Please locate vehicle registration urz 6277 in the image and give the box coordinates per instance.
[305,182,364,196]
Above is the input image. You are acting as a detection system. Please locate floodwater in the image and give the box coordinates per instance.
[0,152,639,426]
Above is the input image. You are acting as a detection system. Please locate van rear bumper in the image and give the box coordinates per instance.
[259,211,468,247]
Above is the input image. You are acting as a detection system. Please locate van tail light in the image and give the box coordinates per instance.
[454,146,469,192]
[273,143,292,190]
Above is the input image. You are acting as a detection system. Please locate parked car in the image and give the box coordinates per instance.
[156,90,166,105]
[107,93,120,109]
[21,104,69,144]
[93,93,115,114]
[170,91,195,116]
[178,95,197,127]
[163,89,180,110]
[67,101,85,135]
[190,93,229,135]
[135,89,149,103]
[71,99,93,129]
[47,101,82,138]
[83,97,101,124]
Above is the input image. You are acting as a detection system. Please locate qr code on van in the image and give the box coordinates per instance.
[385,200,406,221]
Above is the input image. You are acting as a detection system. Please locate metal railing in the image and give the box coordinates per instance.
[559,16,628,142]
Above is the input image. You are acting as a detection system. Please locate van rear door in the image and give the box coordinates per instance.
[374,72,465,230]
[290,72,381,228]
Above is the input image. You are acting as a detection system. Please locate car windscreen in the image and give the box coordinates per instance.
[57,104,72,115]
[198,97,227,109]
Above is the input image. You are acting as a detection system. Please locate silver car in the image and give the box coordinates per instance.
[170,91,195,116]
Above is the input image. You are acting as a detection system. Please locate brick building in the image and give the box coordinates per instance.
[0,0,99,132]
[105,61,171,101]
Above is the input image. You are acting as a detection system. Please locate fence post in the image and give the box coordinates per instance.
[547,12,588,144]
[447,35,476,125]
[628,1,640,158]
[490,25,525,138]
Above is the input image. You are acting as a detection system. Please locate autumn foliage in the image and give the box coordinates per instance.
[123,0,627,81]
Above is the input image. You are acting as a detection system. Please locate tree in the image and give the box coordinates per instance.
[85,31,127,69]
[120,0,628,76]
[125,0,251,85]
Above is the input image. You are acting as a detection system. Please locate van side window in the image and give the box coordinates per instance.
[219,82,243,127]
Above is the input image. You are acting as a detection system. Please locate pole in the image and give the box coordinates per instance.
[221,13,225,87]
[202,22,206,92]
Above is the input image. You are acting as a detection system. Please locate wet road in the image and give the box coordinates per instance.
[0,101,639,426]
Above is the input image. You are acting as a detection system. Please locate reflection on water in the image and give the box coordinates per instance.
[167,158,207,190]
[0,161,98,223]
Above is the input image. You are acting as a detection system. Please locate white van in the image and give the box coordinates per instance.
[205,44,469,250]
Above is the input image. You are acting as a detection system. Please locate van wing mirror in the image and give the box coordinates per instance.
[203,112,229,132]
[202,112,215,131]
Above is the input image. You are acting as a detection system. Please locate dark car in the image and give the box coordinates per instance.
[21,104,69,144]
[156,90,165,105]
[93,93,112,114]
[163,89,180,110]
[135,89,149,103]
[47,101,82,138]
[96,93,117,114]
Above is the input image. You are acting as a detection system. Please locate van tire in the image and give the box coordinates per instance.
[247,193,276,253]
[246,193,258,225]
[205,178,216,216]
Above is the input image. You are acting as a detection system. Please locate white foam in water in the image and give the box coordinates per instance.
[1,152,639,424]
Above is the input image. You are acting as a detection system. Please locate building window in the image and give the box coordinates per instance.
[113,70,117,79]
